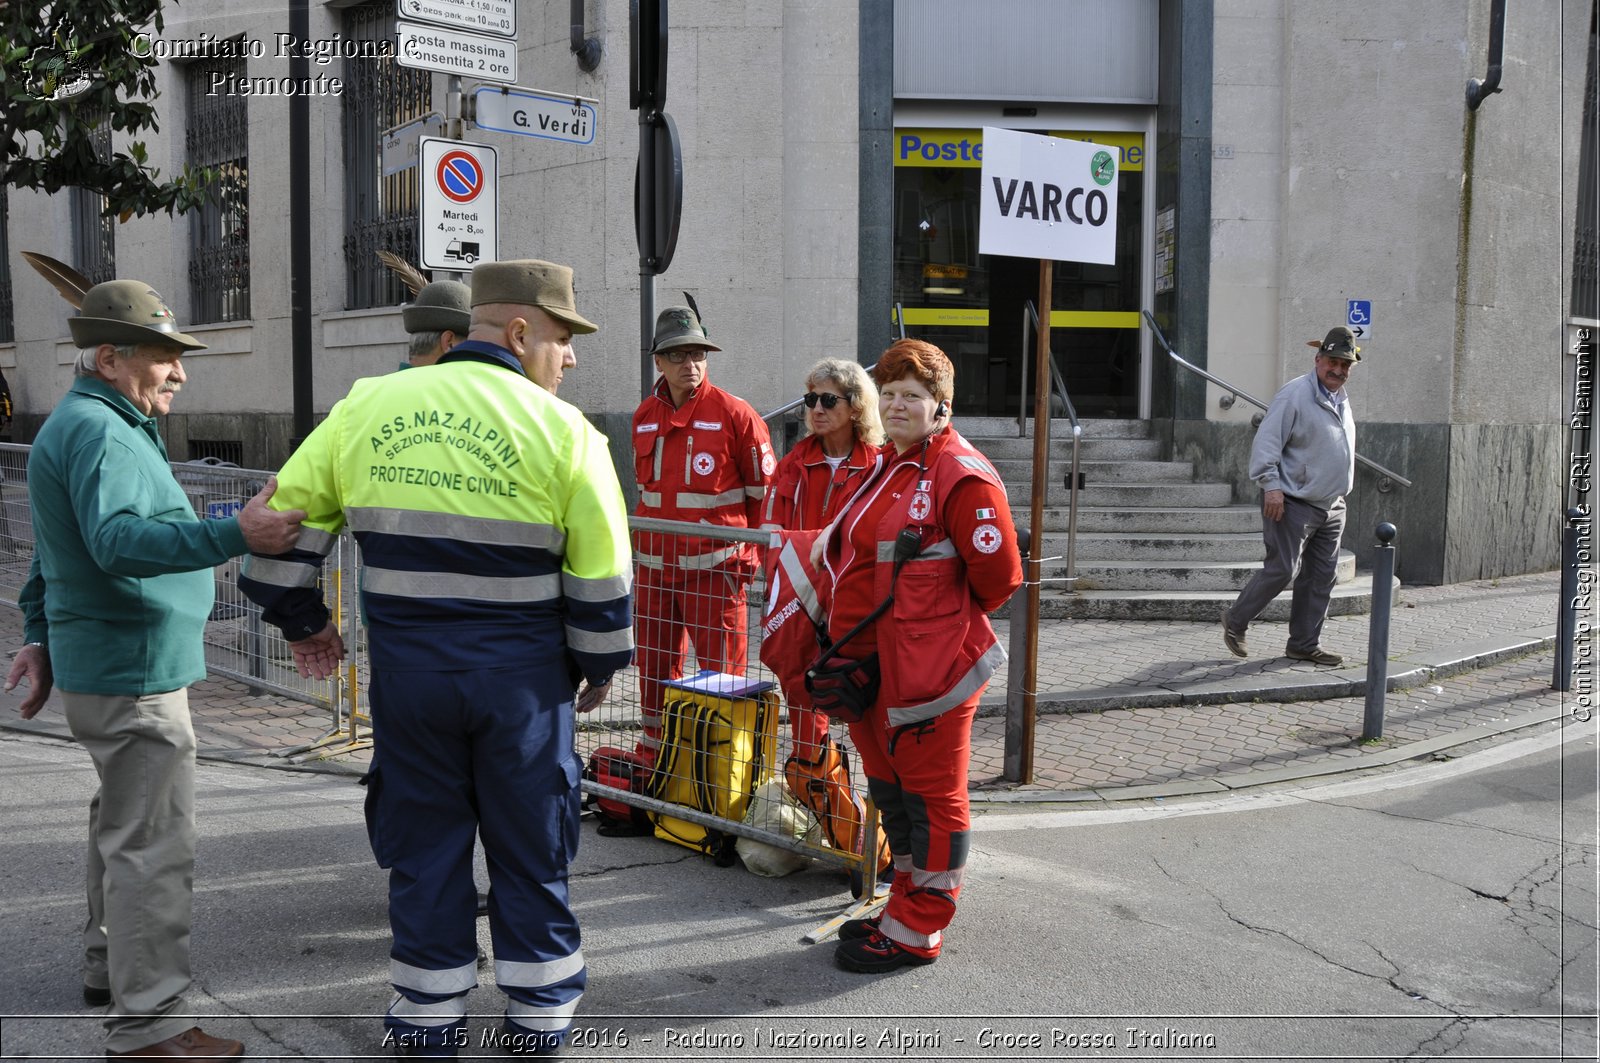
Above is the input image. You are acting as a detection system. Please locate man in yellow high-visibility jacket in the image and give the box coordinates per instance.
[240,260,632,1058]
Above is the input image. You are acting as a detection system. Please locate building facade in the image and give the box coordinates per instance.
[1,0,1591,583]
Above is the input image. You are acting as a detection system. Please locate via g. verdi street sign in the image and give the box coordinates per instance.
[978,126,1119,264]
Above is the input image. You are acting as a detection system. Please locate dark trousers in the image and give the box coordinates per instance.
[368,665,585,1054]
[1227,495,1347,652]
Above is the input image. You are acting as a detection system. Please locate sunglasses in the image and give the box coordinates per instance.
[803,392,845,410]
[660,348,709,364]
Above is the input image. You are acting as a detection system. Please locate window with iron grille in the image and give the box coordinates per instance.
[71,121,116,287]
[342,0,432,310]
[187,53,251,323]
[0,188,14,344]
[188,438,244,465]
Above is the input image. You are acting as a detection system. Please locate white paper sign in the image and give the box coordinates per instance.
[978,126,1120,264]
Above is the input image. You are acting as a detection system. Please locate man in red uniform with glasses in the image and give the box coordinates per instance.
[629,304,775,766]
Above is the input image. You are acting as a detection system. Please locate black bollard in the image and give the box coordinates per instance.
[1553,507,1584,692]
[1363,523,1398,741]
[1004,527,1032,782]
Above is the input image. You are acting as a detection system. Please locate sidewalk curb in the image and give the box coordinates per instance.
[971,703,1572,807]
[979,627,1557,717]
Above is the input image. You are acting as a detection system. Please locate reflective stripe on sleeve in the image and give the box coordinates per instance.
[565,625,635,655]
[563,571,632,602]
[639,490,662,508]
[239,555,320,588]
[744,485,767,500]
[294,526,338,555]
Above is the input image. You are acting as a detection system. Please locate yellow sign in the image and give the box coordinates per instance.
[896,128,1144,171]
[897,308,1141,329]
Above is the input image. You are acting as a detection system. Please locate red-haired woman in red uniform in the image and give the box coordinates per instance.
[812,339,1021,973]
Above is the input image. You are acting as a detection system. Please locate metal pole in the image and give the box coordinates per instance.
[1362,522,1397,740]
[1554,507,1583,691]
[288,0,312,445]
[1003,529,1031,782]
[640,110,658,397]
[1020,260,1054,784]
[439,76,469,283]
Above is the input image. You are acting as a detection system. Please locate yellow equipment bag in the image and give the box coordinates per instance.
[648,671,779,864]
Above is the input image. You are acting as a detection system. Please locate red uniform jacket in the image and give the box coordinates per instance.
[761,434,877,533]
[632,378,774,577]
[822,428,1022,727]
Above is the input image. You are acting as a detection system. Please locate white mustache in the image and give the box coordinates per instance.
[159,383,182,394]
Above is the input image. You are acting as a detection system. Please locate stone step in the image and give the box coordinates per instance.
[994,572,1394,621]
[991,458,1195,484]
[995,506,1264,534]
[1064,506,1261,534]
[1005,480,1234,509]
[1057,550,1357,591]
[1044,531,1264,562]
[957,415,1150,439]
[969,435,1163,462]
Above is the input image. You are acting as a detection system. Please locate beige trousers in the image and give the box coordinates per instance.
[63,688,197,1053]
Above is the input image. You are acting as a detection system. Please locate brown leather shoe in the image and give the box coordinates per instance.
[107,1026,244,1059]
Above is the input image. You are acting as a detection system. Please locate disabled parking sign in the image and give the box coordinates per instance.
[1346,300,1372,343]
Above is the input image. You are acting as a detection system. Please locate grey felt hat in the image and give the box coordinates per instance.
[402,280,472,335]
[650,305,721,354]
[68,280,206,351]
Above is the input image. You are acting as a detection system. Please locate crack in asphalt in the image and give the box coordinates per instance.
[1151,855,1462,1017]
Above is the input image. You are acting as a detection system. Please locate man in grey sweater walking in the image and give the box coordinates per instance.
[1222,326,1360,666]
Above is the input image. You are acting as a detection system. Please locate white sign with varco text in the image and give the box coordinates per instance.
[978,126,1119,264]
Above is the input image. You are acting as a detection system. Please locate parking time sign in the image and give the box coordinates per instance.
[419,137,497,272]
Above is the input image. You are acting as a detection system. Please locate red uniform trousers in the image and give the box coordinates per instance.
[846,692,978,958]
[633,564,750,757]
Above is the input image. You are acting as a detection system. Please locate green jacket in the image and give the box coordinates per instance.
[20,377,248,695]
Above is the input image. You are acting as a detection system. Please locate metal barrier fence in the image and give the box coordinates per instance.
[0,444,886,915]
[0,445,364,761]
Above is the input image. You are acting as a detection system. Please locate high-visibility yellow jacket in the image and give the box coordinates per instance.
[239,341,633,681]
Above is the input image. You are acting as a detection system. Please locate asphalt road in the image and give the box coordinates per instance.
[0,723,1594,1061]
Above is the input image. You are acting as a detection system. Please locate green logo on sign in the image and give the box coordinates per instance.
[1091,150,1116,186]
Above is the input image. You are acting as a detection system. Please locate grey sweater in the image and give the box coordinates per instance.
[1248,372,1356,509]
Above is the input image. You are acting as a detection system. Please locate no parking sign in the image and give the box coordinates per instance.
[419,137,498,272]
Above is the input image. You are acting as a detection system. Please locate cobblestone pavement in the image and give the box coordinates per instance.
[1,571,1587,800]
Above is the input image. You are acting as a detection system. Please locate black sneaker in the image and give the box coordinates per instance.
[82,983,111,1007]
[838,915,881,941]
[834,931,936,974]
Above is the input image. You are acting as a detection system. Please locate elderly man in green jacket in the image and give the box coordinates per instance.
[5,280,304,1061]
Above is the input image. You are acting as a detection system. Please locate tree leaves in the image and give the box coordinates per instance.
[1,0,214,218]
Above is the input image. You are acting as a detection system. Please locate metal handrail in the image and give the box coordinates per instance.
[759,304,905,425]
[1141,311,1412,489]
[1020,300,1081,589]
